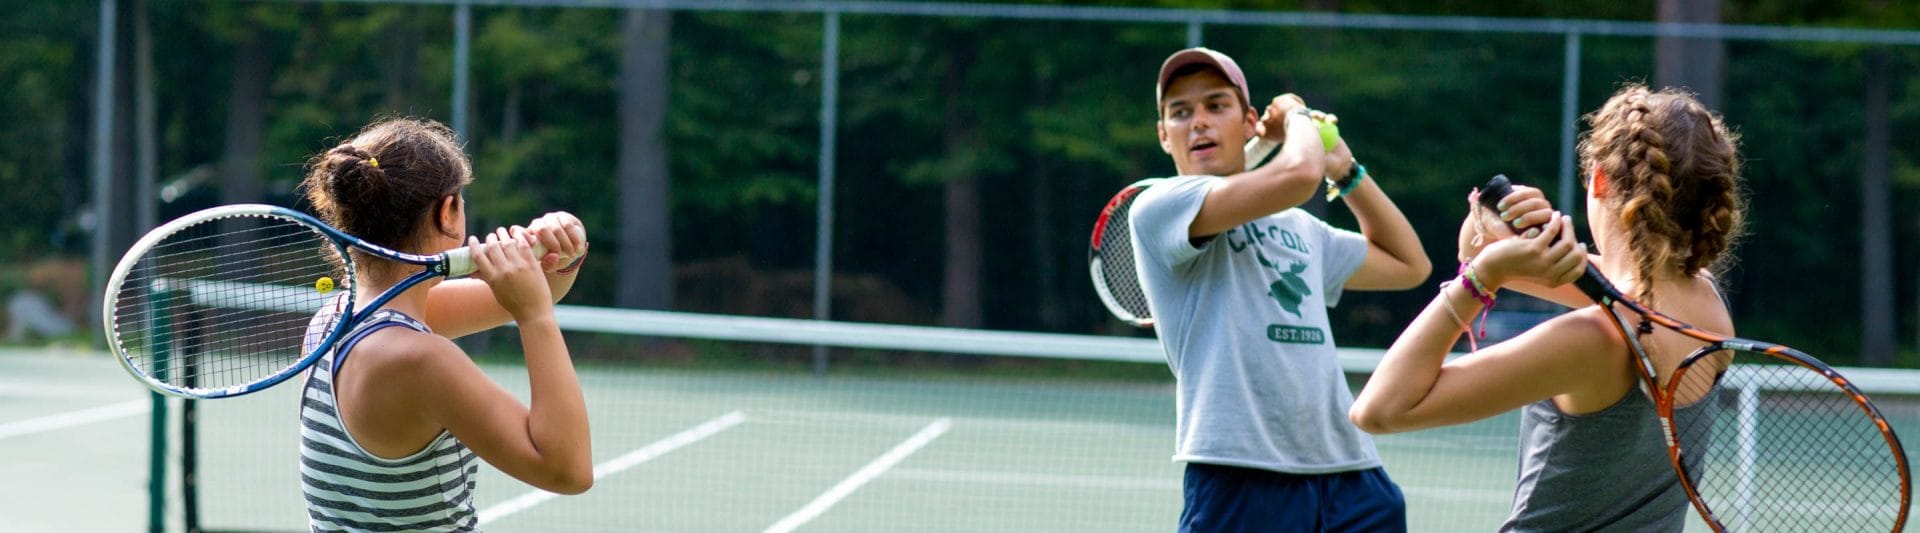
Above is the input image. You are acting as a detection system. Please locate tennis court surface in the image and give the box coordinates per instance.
[6,307,1920,531]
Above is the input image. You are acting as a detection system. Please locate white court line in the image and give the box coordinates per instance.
[477,410,747,525]
[764,418,952,533]
[0,380,143,400]
[0,399,150,441]
[889,468,1177,490]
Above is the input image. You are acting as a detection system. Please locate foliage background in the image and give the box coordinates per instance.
[3,0,1917,365]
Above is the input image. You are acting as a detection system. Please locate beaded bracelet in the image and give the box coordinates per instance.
[1457,263,1497,347]
[1439,281,1479,352]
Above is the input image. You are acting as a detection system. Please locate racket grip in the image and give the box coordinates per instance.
[1244,115,1339,172]
[1478,174,1544,233]
[443,242,549,278]
[1482,174,1609,300]
[1244,137,1281,171]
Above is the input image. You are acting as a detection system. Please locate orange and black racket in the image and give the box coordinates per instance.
[1481,175,1911,532]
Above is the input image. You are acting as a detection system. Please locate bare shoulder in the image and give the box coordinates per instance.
[1521,305,1627,365]
[353,327,471,376]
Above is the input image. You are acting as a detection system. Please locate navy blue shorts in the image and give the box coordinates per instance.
[1180,463,1406,533]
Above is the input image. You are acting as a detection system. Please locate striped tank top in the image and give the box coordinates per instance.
[300,309,480,532]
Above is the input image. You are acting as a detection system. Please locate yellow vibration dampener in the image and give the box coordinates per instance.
[316,276,336,294]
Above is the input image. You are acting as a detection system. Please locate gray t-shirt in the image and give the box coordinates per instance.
[1130,175,1378,474]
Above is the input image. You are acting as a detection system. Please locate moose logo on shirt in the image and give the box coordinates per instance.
[1231,223,1327,345]
[1253,249,1311,317]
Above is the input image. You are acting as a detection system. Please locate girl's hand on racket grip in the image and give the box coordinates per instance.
[468,227,555,319]
[525,211,589,273]
[1470,213,1585,291]
[1456,185,1552,261]
[1489,185,1554,236]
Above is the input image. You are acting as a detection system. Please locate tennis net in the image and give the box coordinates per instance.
[159,305,1920,532]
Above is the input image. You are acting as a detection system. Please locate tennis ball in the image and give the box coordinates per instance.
[316,277,335,294]
[1315,119,1341,152]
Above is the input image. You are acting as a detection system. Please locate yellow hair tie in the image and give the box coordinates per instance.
[367,157,380,169]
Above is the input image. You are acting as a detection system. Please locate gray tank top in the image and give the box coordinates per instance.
[1502,385,1720,532]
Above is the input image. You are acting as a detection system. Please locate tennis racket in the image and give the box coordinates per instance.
[1091,109,1342,327]
[1088,136,1283,327]
[102,203,543,400]
[1479,175,1911,532]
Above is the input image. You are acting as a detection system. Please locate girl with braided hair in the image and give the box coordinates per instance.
[1350,84,1746,531]
[296,118,594,531]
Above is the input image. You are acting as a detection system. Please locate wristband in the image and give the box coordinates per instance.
[1324,162,1367,202]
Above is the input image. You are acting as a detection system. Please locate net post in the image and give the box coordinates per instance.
[180,305,204,532]
[1735,382,1758,530]
[147,287,173,533]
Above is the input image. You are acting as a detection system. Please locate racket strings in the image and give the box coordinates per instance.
[1669,352,1907,532]
[110,215,348,392]
[1092,190,1152,325]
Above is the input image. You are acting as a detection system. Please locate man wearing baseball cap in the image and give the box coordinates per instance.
[1129,47,1429,531]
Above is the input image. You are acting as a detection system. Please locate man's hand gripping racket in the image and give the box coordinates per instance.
[1089,95,1341,327]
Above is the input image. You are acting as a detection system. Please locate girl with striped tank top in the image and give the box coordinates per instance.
[296,118,593,532]
[1350,85,1746,531]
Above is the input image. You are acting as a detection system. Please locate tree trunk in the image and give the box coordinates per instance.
[1860,49,1894,365]
[1031,158,1059,330]
[381,7,420,113]
[221,30,269,207]
[501,83,521,145]
[940,43,982,329]
[1654,0,1724,108]
[134,0,156,232]
[90,0,140,307]
[617,9,673,311]
[107,0,138,262]
[217,27,271,261]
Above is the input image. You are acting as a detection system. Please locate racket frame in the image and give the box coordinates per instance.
[1089,178,1163,328]
[104,204,465,399]
[1480,179,1913,532]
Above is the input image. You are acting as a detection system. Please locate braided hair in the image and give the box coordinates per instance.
[298,118,472,279]
[1576,85,1745,309]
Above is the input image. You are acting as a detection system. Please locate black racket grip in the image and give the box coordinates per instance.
[1478,174,1544,234]
[1480,174,1611,302]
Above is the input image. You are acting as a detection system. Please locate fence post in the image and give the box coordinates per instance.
[453,1,472,143]
[813,11,841,377]
[92,0,119,344]
[1556,31,1582,214]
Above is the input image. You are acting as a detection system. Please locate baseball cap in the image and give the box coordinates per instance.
[1155,47,1251,113]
